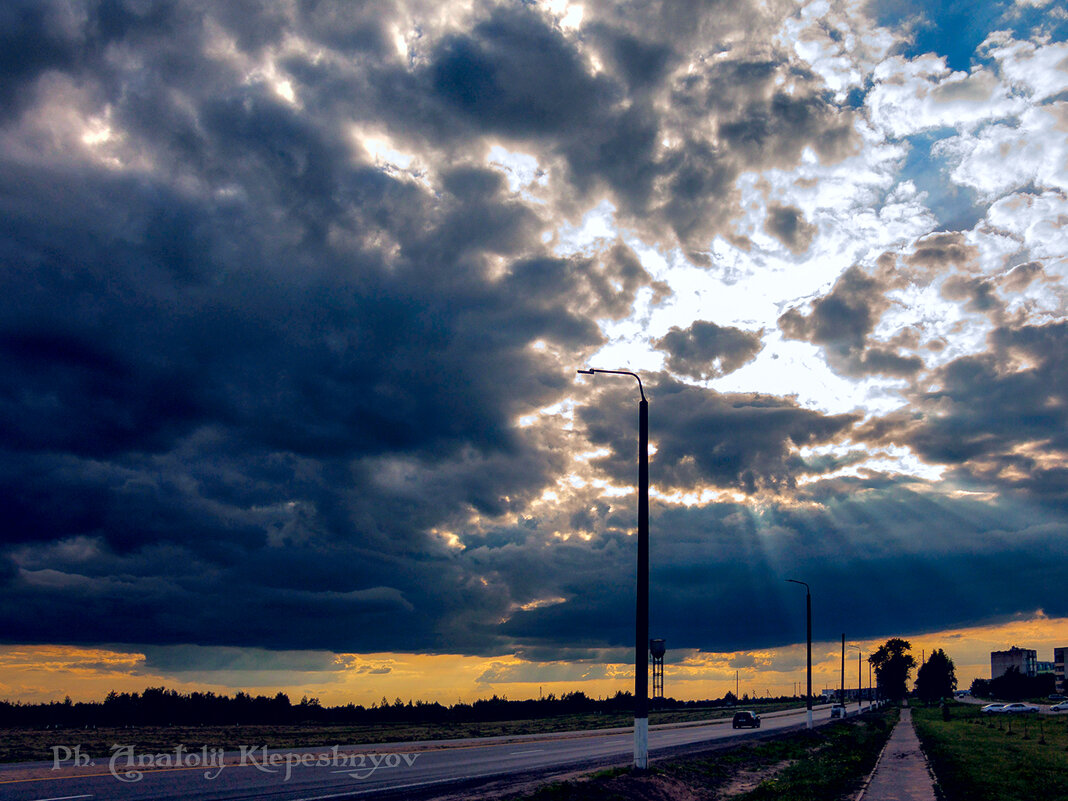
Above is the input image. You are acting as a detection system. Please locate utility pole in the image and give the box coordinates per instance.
[786,579,812,728]
[841,634,845,705]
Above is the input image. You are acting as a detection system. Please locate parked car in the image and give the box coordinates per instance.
[732,711,761,729]
[999,703,1039,714]
[1049,694,1067,702]
[1051,701,1068,712]
[830,704,846,719]
[979,703,1005,714]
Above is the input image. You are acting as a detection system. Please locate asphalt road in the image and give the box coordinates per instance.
[0,705,845,801]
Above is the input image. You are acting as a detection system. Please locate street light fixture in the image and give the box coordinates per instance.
[785,579,812,729]
[577,368,649,769]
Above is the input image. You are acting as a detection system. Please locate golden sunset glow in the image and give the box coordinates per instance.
[4,614,1063,707]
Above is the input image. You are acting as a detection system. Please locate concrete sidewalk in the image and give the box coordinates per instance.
[857,706,937,801]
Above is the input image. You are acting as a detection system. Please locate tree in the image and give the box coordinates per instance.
[869,638,916,701]
[988,666,1055,701]
[970,677,991,698]
[914,648,957,704]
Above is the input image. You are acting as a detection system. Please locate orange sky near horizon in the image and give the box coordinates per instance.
[2,614,1063,709]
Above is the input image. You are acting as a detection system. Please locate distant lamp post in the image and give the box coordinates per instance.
[786,579,812,729]
[849,645,863,712]
[577,368,649,769]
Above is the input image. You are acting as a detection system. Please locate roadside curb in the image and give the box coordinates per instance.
[912,716,944,801]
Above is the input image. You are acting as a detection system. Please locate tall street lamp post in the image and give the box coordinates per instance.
[577,368,649,769]
[786,579,812,729]
[849,644,862,712]
[840,633,845,706]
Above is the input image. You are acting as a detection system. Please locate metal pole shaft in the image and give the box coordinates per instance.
[635,397,649,769]
[841,634,845,706]
[806,591,812,728]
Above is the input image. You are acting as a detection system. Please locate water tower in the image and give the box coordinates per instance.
[650,639,666,700]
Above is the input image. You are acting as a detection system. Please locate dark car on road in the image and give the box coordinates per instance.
[732,711,761,728]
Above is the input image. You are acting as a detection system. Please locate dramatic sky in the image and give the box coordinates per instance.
[1,0,1066,704]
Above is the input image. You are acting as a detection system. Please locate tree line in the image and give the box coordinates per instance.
[0,687,744,728]
[969,666,1055,701]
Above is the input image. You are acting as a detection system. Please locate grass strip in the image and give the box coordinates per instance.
[912,703,1068,801]
[518,707,898,801]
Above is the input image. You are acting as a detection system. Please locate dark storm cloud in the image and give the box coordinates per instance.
[590,27,674,90]
[0,0,679,655]
[140,645,344,674]
[429,8,618,137]
[0,156,592,464]
[0,2,78,119]
[655,321,764,379]
[497,481,1068,654]
[779,266,883,352]
[578,375,858,494]
[940,274,1000,314]
[905,231,978,275]
[857,320,1068,506]
[778,264,924,378]
[350,2,859,255]
[941,258,1053,318]
[764,203,817,255]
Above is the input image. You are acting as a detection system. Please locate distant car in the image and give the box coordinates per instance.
[1049,694,1067,702]
[1051,701,1068,712]
[732,711,761,729]
[999,703,1039,714]
[830,704,846,719]
[954,690,969,698]
[980,703,1005,714]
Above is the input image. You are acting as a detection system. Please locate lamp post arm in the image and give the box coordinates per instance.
[577,368,645,401]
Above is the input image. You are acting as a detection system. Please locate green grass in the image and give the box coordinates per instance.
[912,703,1068,801]
[519,708,899,801]
[0,703,797,763]
[733,709,897,801]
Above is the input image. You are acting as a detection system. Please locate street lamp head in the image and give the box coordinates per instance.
[786,578,810,592]
[575,367,645,400]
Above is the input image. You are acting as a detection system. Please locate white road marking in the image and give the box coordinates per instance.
[289,772,509,799]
